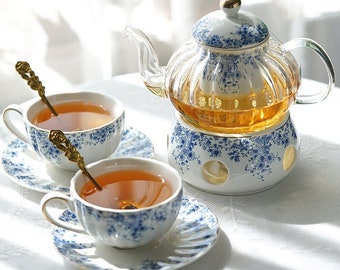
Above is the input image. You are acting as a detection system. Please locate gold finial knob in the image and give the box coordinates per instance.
[220,0,241,17]
[220,0,241,9]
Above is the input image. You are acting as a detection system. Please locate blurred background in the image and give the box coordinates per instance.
[1,0,339,110]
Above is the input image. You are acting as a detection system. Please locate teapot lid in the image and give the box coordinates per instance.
[192,0,269,49]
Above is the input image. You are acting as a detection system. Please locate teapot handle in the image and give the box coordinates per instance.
[282,38,335,104]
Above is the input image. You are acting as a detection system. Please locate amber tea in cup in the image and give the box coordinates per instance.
[32,102,113,131]
[80,169,172,209]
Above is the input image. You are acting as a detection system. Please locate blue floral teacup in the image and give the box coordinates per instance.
[3,91,124,171]
[40,157,183,249]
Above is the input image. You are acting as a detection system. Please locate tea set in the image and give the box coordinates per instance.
[125,0,335,195]
[1,0,335,268]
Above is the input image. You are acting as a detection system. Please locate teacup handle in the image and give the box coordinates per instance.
[40,192,86,233]
[3,104,29,143]
[282,38,335,104]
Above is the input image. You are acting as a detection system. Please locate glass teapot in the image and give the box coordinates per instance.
[125,0,335,134]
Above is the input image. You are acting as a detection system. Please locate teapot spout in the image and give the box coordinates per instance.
[124,26,167,98]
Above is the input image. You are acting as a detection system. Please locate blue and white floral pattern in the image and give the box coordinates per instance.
[52,195,219,270]
[198,47,264,93]
[1,127,154,193]
[169,115,298,183]
[27,113,124,170]
[192,3,269,50]
[193,16,268,49]
[190,7,270,94]
[74,189,182,248]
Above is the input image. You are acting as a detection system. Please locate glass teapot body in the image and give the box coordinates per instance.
[125,0,334,135]
[165,36,300,134]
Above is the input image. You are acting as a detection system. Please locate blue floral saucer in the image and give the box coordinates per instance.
[52,195,219,270]
[1,127,154,193]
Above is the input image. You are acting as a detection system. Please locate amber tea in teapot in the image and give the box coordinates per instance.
[169,75,297,134]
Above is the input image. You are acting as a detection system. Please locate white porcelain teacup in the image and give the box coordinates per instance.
[2,91,124,171]
[40,157,183,249]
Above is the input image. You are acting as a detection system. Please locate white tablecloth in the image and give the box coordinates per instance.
[1,74,340,269]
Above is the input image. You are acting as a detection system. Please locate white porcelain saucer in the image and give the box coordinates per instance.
[1,127,154,193]
[52,195,219,270]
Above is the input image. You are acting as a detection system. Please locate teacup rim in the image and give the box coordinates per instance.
[70,157,183,212]
[21,91,124,133]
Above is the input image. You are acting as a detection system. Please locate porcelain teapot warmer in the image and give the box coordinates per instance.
[125,0,335,195]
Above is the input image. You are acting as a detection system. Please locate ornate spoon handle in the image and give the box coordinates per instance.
[15,61,59,116]
[48,130,103,190]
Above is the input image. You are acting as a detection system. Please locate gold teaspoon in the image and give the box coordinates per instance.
[48,130,103,190]
[49,130,139,209]
[15,61,59,116]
